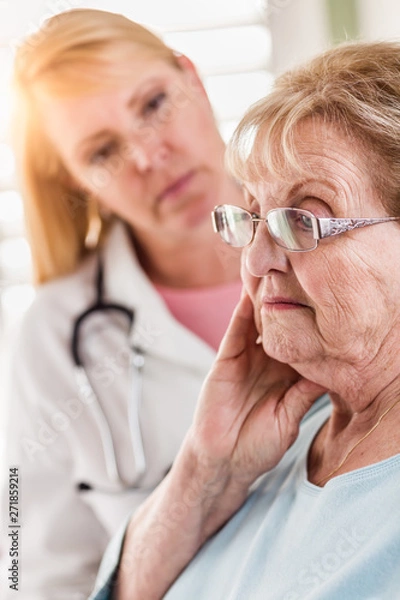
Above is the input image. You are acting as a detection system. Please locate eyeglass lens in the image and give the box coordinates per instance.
[267,209,316,250]
[213,205,318,251]
[213,205,253,247]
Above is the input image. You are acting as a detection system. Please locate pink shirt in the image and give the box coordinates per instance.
[155,279,242,351]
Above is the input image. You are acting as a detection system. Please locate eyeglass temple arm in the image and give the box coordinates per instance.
[317,216,400,239]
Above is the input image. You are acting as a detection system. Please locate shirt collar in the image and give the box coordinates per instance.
[102,220,215,368]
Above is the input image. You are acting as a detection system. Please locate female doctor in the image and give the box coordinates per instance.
[1,8,242,600]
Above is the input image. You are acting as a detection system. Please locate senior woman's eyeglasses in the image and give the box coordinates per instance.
[211,204,400,252]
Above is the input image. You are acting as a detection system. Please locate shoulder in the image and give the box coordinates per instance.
[12,221,136,361]
[19,251,98,345]
[7,250,104,414]
[28,220,135,328]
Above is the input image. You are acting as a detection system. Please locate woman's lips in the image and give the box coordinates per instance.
[158,171,195,203]
[262,296,309,311]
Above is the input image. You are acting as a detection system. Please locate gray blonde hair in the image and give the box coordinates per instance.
[227,41,400,216]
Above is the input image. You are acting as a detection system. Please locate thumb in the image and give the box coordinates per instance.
[216,292,258,360]
[283,378,328,428]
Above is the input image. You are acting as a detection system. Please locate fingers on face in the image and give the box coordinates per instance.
[217,292,258,358]
[283,378,327,425]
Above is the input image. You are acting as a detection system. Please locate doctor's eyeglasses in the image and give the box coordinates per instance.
[211,204,400,252]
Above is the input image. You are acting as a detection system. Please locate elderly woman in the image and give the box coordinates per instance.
[91,41,400,600]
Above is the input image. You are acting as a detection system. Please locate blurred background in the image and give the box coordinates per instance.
[0,0,400,453]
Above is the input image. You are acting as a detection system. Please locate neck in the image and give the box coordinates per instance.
[308,377,400,486]
[139,239,240,289]
[301,335,400,485]
[131,177,243,288]
[295,327,400,410]
[133,220,241,289]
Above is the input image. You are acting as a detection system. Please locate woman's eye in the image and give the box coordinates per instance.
[296,213,314,231]
[143,92,167,117]
[89,141,117,165]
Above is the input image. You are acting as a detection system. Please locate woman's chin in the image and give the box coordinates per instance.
[260,328,306,365]
[166,195,214,233]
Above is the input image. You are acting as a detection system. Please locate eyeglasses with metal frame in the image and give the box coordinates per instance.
[211,204,400,252]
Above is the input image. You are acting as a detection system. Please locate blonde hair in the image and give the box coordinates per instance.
[13,9,179,284]
[227,41,400,216]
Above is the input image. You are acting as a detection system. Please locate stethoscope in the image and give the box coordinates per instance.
[72,257,150,492]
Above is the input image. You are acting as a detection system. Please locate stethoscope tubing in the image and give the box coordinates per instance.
[128,347,146,481]
[72,257,148,491]
[75,365,122,484]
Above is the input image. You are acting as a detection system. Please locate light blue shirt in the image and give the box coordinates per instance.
[90,397,400,599]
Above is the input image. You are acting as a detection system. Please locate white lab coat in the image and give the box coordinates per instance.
[0,221,216,600]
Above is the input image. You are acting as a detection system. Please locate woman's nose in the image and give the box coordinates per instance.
[244,221,290,277]
[133,145,170,172]
[125,131,170,173]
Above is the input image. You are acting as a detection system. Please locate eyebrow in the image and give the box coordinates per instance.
[280,179,339,206]
[245,178,338,208]
[287,179,337,197]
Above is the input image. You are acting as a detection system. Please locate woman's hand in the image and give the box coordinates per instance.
[115,293,326,600]
[189,292,326,486]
